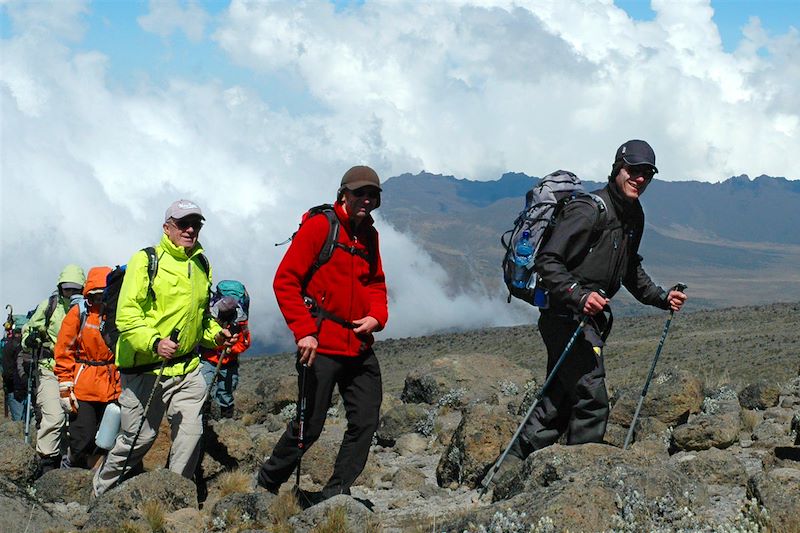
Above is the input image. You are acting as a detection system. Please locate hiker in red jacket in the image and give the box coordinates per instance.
[257,165,388,501]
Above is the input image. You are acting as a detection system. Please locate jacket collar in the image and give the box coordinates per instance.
[159,233,205,260]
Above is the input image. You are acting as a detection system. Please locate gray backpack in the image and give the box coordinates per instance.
[501,170,606,307]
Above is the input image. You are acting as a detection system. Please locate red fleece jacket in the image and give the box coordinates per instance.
[274,201,388,356]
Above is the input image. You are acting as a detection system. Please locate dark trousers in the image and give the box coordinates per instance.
[69,400,109,468]
[510,313,609,459]
[257,350,382,497]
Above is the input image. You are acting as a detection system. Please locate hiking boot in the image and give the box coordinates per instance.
[255,479,280,495]
[220,405,235,419]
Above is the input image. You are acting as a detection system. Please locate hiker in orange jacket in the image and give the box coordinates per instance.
[55,266,121,469]
[199,301,250,420]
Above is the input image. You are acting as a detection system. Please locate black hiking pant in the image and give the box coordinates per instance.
[69,400,109,468]
[510,312,609,459]
[257,350,382,498]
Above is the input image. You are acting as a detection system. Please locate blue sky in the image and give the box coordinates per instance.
[2,0,799,343]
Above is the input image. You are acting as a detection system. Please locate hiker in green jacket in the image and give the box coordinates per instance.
[93,199,238,496]
[21,264,86,475]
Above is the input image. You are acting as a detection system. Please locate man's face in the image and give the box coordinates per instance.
[163,215,203,249]
[59,286,82,299]
[615,164,655,202]
[342,186,380,223]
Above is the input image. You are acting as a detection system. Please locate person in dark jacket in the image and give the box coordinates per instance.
[257,165,388,501]
[504,139,687,465]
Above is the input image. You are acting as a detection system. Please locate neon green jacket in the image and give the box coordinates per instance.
[115,234,221,376]
[21,264,86,372]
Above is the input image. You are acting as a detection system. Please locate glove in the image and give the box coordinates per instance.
[59,381,78,414]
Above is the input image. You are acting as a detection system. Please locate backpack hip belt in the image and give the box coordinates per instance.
[118,352,195,375]
[74,356,115,367]
[303,296,357,330]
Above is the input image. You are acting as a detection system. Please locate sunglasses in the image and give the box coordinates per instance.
[350,186,381,199]
[171,217,204,230]
[624,165,656,181]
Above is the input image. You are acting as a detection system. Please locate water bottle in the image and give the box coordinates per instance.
[95,402,121,450]
[511,230,534,289]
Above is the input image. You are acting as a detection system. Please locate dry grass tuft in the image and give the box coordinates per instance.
[740,409,762,433]
[269,490,302,531]
[310,505,348,533]
[216,468,254,498]
[240,412,257,426]
[139,499,166,533]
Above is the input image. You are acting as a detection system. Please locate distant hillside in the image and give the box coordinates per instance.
[380,172,800,313]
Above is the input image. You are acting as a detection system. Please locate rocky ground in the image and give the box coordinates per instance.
[1,303,799,532]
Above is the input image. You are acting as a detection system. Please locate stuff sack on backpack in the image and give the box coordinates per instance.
[212,280,250,318]
[501,170,595,307]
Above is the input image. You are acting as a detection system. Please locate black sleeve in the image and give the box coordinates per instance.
[623,253,669,309]
[534,200,599,314]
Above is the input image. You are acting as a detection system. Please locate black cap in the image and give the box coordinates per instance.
[615,140,658,173]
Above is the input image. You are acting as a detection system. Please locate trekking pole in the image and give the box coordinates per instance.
[24,341,43,444]
[623,283,687,450]
[480,313,590,497]
[294,362,309,493]
[115,328,179,488]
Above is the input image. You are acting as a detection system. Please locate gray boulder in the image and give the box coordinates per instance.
[401,354,532,406]
[669,447,748,486]
[436,403,516,489]
[610,370,703,428]
[0,478,71,533]
[84,468,198,530]
[672,387,741,451]
[376,403,430,445]
[455,443,706,533]
[0,433,36,486]
[210,491,276,529]
[739,380,782,410]
[289,494,375,532]
[33,467,94,504]
[748,467,800,532]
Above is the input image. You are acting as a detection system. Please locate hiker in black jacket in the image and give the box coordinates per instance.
[506,139,687,464]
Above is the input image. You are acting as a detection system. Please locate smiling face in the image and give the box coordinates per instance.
[615,164,655,202]
[163,215,203,250]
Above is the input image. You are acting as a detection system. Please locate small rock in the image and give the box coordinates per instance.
[289,494,375,532]
[33,467,94,505]
[395,433,428,456]
[392,465,427,490]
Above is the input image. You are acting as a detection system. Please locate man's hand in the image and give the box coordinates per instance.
[214,328,239,349]
[156,337,179,359]
[297,335,318,367]
[666,290,687,312]
[352,316,380,335]
[582,291,609,316]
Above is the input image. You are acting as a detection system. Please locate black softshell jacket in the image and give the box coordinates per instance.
[535,182,669,315]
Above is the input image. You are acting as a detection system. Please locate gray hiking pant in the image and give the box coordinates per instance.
[510,312,609,459]
[93,365,206,496]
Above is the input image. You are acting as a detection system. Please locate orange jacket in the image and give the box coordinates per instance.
[200,320,250,366]
[54,267,120,403]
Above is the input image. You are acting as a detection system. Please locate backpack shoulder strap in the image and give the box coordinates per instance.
[78,299,89,332]
[43,293,59,331]
[142,247,159,300]
[300,205,339,292]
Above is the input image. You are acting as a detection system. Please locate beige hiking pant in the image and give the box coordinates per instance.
[36,368,66,458]
[93,365,206,496]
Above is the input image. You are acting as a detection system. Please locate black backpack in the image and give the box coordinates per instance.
[501,170,606,307]
[101,247,209,352]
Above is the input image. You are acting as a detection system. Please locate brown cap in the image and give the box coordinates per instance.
[340,166,382,191]
[164,199,205,222]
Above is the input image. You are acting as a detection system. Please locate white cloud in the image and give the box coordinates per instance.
[1,0,797,350]
[138,0,209,42]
